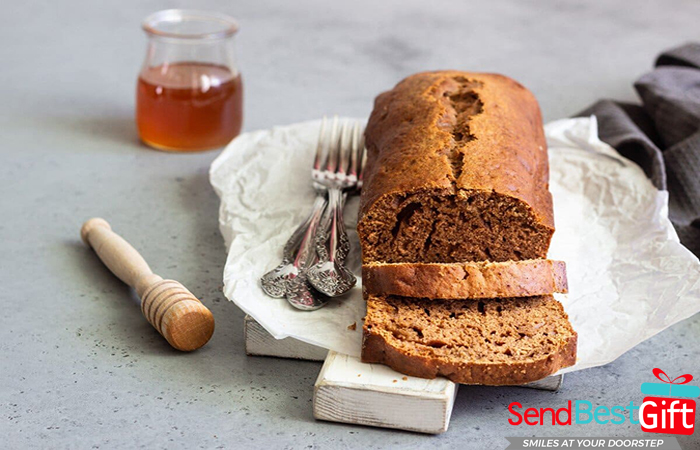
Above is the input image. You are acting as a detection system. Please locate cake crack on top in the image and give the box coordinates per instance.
[441,77,485,184]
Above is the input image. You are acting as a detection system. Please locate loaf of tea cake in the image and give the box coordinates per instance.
[359,71,576,384]
[358,71,554,264]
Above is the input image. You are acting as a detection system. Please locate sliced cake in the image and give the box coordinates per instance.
[361,294,577,385]
[362,260,568,299]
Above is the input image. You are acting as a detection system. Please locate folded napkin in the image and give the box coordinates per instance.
[578,42,700,256]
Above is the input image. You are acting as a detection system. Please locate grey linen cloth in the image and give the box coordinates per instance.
[578,42,700,256]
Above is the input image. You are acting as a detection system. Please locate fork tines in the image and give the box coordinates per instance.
[314,116,365,186]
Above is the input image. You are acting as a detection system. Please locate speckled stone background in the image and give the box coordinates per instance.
[1,1,699,449]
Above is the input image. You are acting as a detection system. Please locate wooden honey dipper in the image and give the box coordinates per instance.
[81,218,215,351]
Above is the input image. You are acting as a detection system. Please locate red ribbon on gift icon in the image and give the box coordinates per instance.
[652,368,693,385]
[641,368,699,398]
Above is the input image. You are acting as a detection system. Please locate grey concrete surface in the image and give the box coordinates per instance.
[1,0,699,448]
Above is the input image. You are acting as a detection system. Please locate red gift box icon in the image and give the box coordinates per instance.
[640,368,698,435]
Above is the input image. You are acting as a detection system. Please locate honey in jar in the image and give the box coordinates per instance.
[137,62,243,151]
[137,10,243,152]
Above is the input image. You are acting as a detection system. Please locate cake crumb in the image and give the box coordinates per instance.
[402,377,408,381]
[357,374,361,377]
[347,322,357,331]
[392,379,397,383]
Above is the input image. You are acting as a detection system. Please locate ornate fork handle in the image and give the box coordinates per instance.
[333,192,351,263]
[293,194,327,270]
[284,194,331,310]
[282,203,318,261]
[260,195,326,298]
[307,187,356,297]
[318,188,350,264]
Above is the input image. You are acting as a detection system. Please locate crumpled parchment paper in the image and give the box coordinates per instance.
[210,117,700,373]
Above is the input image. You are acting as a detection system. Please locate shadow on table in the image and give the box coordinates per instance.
[62,239,175,351]
[39,113,143,149]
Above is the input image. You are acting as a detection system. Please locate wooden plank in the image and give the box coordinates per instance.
[313,351,458,434]
[523,373,564,391]
[244,315,328,361]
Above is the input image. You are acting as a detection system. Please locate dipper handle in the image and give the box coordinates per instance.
[81,218,214,351]
[81,218,154,291]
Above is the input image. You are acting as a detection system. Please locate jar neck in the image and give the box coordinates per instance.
[142,36,238,74]
[142,10,239,40]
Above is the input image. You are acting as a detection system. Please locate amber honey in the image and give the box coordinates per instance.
[136,62,243,151]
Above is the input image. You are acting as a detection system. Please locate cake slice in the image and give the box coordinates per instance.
[362,259,567,299]
[361,294,577,385]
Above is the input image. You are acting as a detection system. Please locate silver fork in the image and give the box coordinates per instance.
[307,119,363,296]
[260,120,333,310]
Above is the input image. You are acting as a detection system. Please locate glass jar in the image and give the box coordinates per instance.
[136,10,243,152]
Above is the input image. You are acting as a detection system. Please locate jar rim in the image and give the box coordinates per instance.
[142,9,239,40]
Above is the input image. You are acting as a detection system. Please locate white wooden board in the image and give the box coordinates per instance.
[523,373,564,391]
[244,315,328,361]
[314,351,458,434]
